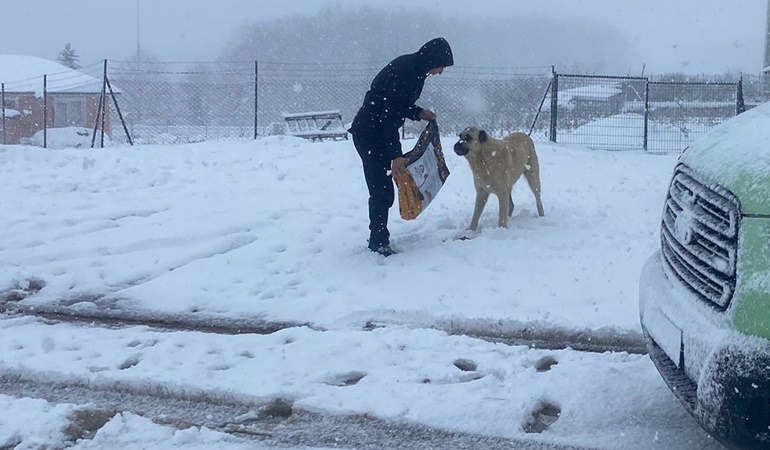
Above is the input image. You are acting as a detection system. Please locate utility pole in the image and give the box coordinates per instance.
[136,0,143,125]
[764,0,770,94]
[136,0,141,61]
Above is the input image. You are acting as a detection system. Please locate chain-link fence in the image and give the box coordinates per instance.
[108,61,255,144]
[544,75,649,151]
[412,66,552,138]
[536,73,745,153]
[1,58,768,152]
[645,81,739,153]
[107,61,552,143]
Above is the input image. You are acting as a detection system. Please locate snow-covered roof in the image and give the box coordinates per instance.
[541,83,625,108]
[560,84,623,101]
[0,55,104,96]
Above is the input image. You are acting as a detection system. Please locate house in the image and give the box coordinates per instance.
[542,82,627,114]
[557,83,625,112]
[0,55,113,145]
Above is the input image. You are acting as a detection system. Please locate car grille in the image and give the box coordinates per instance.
[660,164,740,310]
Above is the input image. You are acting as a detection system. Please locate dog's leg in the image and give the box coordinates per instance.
[524,152,545,217]
[497,194,511,228]
[469,189,490,231]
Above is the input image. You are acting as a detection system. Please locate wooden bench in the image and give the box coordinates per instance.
[282,110,348,142]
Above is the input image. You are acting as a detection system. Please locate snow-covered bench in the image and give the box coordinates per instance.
[282,110,348,142]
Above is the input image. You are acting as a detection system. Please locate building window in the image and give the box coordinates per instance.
[54,98,86,127]
[3,98,18,110]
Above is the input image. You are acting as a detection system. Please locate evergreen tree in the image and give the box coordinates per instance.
[57,43,81,69]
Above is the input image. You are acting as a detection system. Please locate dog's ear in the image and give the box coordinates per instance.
[478,130,488,143]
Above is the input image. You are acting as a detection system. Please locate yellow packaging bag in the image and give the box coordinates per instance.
[394,121,450,220]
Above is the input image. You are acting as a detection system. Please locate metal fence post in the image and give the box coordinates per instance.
[105,65,133,146]
[529,79,552,136]
[1,83,5,145]
[91,64,106,149]
[101,59,108,148]
[43,75,47,149]
[643,79,650,151]
[254,60,259,139]
[549,70,558,143]
[736,75,746,115]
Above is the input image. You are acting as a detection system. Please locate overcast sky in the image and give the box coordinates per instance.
[1,0,767,74]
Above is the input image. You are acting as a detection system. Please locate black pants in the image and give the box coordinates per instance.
[352,130,396,250]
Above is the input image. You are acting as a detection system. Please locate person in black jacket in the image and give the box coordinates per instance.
[349,37,454,256]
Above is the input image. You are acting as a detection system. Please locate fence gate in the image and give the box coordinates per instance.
[548,74,741,153]
[552,74,648,151]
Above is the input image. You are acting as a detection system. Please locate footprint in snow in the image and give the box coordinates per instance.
[534,355,558,372]
[325,371,367,387]
[523,400,562,433]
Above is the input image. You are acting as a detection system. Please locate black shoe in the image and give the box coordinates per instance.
[370,245,397,257]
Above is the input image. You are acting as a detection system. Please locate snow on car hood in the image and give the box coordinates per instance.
[680,100,770,216]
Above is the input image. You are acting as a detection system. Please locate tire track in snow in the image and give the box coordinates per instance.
[0,374,598,450]
[0,303,646,354]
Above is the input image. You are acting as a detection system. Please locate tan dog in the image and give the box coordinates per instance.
[453,127,545,230]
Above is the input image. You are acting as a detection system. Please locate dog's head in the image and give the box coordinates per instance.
[453,126,488,156]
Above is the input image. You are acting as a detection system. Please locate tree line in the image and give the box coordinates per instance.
[217,5,639,75]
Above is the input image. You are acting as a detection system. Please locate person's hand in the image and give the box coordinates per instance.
[391,157,408,179]
[419,109,437,121]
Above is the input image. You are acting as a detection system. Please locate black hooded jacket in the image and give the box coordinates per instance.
[350,38,454,160]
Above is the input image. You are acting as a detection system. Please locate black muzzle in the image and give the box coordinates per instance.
[453,142,469,156]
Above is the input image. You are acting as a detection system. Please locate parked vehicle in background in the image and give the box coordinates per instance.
[640,100,770,450]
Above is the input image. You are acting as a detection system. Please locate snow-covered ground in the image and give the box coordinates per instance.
[0,128,725,449]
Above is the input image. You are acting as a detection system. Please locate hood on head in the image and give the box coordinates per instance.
[415,37,454,73]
